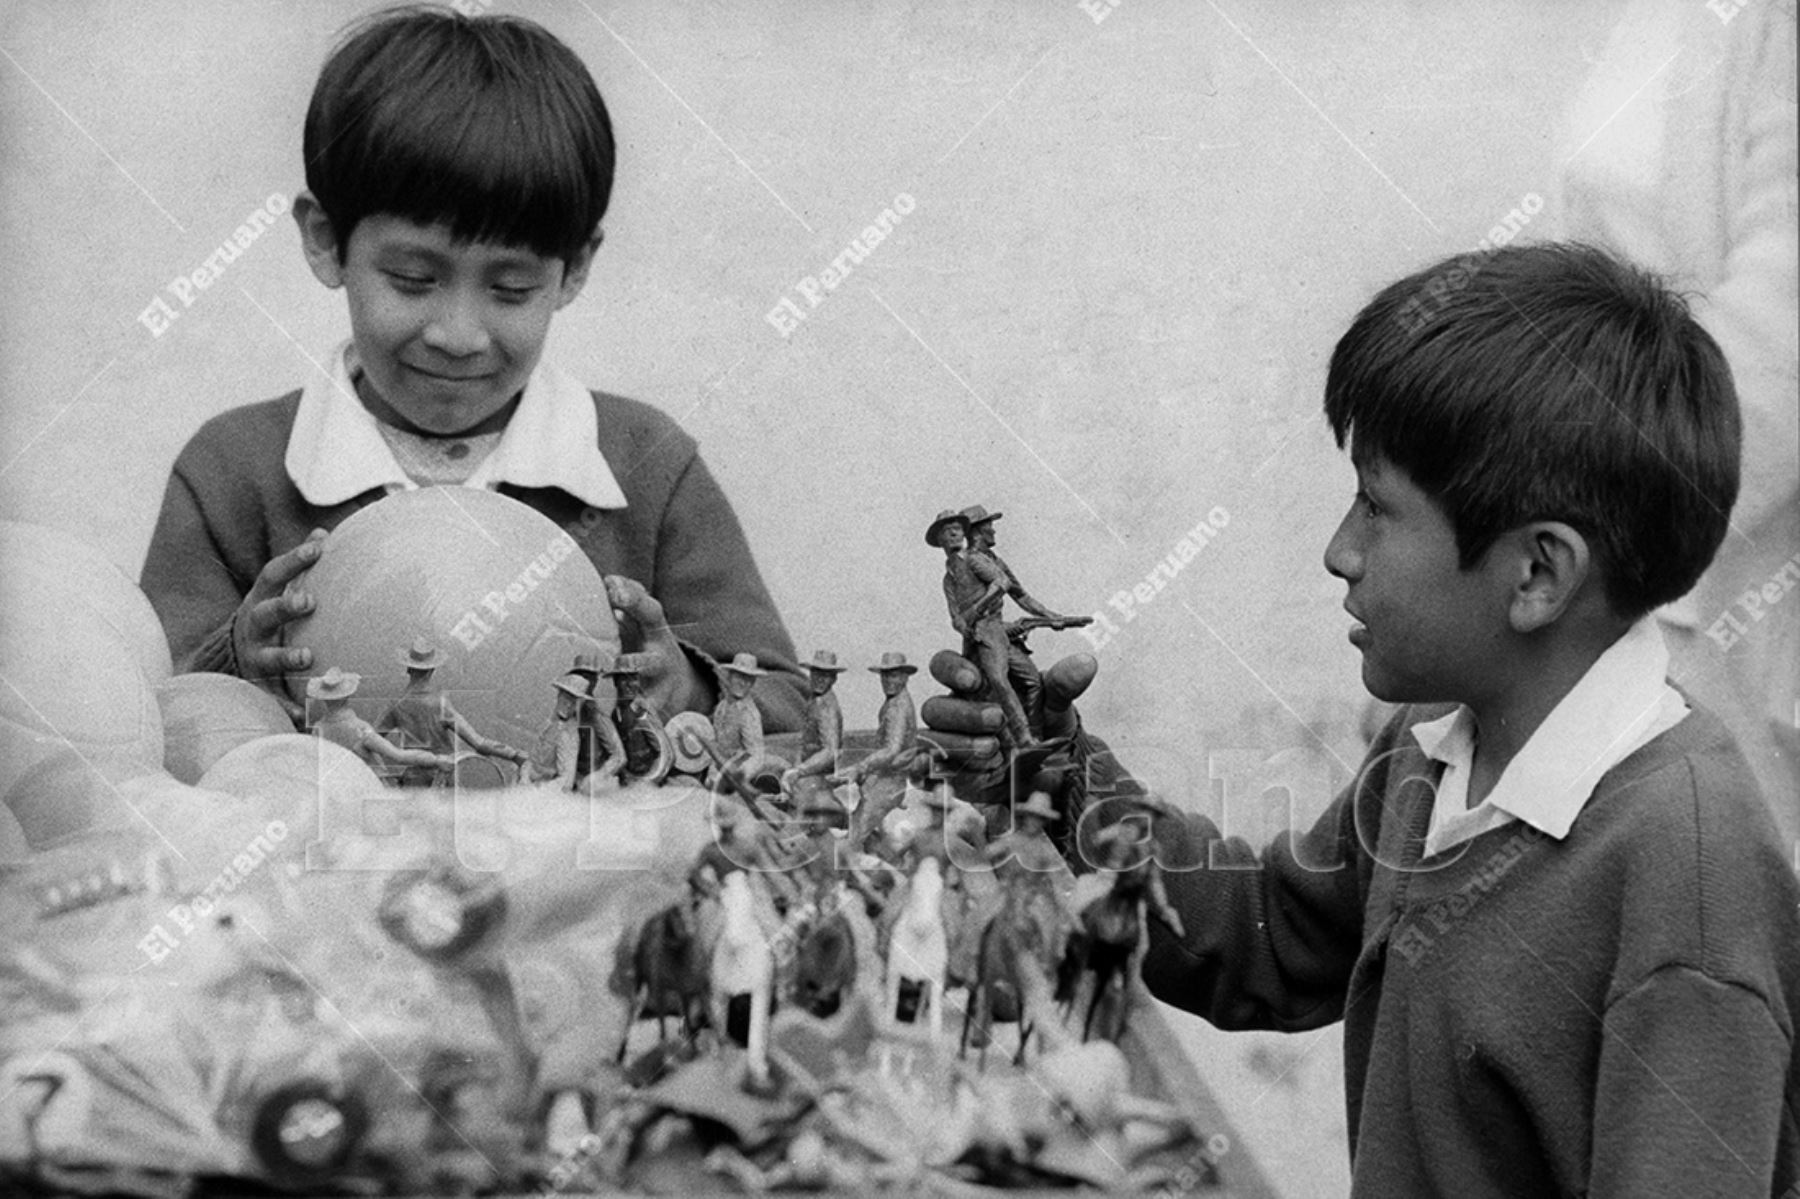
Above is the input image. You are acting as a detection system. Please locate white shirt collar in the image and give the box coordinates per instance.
[1411,617,1689,847]
[285,342,628,511]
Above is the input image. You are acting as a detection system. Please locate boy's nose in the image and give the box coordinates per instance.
[1323,511,1362,581]
[422,294,493,356]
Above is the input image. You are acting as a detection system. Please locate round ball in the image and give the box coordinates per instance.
[281,489,619,753]
[0,522,165,840]
[0,521,173,685]
[157,672,297,785]
[198,732,387,813]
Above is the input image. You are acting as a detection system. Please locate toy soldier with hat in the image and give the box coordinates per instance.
[307,666,454,778]
[708,652,772,788]
[837,651,931,850]
[930,508,1037,748]
[960,505,1088,741]
[564,645,614,779]
[377,637,530,787]
[527,671,601,790]
[605,652,674,782]
[983,768,1078,955]
[780,650,848,811]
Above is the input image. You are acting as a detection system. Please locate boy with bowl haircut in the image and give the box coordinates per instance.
[1141,243,1799,1196]
[139,6,805,731]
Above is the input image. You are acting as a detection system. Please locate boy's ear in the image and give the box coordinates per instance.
[292,192,346,288]
[1506,521,1592,634]
[555,229,604,309]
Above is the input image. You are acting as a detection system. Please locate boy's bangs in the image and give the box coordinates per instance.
[349,77,605,261]
[305,9,614,263]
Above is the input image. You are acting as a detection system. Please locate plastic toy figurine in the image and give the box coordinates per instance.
[983,774,1074,958]
[525,672,609,791]
[962,880,1051,1068]
[605,652,675,783]
[930,508,1031,749]
[709,653,772,789]
[950,505,1090,746]
[1060,813,1186,1043]
[377,638,529,787]
[836,652,929,851]
[691,797,799,918]
[711,871,775,1087]
[885,856,950,1042]
[612,891,712,1063]
[566,645,611,777]
[780,650,847,812]
[306,667,454,778]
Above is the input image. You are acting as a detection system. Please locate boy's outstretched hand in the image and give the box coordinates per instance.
[234,527,327,712]
[602,575,713,718]
[921,648,1098,806]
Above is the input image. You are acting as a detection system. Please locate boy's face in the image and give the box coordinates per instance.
[298,202,595,436]
[1323,453,1509,705]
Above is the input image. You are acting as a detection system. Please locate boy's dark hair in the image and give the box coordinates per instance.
[1324,241,1740,620]
[304,5,614,264]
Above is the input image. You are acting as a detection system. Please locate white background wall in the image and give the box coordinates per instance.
[0,2,1680,1192]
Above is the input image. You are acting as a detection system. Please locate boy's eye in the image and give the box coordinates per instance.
[1356,490,1382,518]
[383,271,434,291]
[493,284,540,302]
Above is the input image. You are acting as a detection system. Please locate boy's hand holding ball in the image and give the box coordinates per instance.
[232,527,328,715]
[602,574,713,718]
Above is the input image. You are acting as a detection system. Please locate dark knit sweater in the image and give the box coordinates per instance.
[139,389,806,731]
[1142,702,1800,1198]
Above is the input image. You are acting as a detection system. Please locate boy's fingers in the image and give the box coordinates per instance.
[259,529,327,591]
[921,695,1002,736]
[245,590,313,636]
[928,650,983,695]
[1043,654,1098,711]
[603,574,674,639]
[243,643,309,678]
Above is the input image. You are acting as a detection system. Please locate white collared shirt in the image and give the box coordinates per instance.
[1415,617,1690,858]
[283,342,629,511]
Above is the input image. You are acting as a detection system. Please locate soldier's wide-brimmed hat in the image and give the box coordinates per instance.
[719,652,767,677]
[306,667,361,701]
[925,508,969,548]
[805,649,847,673]
[869,651,918,675]
[552,672,590,699]
[570,647,607,678]
[604,652,647,676]
[1015,791,1062,824]
[396,637,446,671]
[959,504,1003,527]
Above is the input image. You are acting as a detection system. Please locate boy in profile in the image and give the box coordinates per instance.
[1141,243,1799,1196]
[139,5,804,730]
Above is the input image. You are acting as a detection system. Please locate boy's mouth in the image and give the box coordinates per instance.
[1344,605,1370,648]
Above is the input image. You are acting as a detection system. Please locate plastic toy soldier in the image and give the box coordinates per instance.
[837,651,930,850]
[984,772,1075,955]
[709,652,771,787]
[604,652,671,780]
[929,508,1038,748]
[780,649,847,811]
[527,672,601,790]
[957,500,1080,738]
[377,638,529,786]
[1087,814,1185,939]
[306,666,453,778]
[565,645,612,778]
